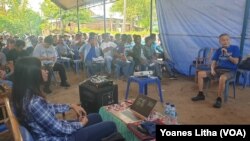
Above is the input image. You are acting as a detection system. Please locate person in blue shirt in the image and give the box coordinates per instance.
[79,35,104,77]
[150,34,164,56]
[191,33,240,108]
[12,57,117,141]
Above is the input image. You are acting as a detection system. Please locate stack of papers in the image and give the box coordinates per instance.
[92,56,105,63]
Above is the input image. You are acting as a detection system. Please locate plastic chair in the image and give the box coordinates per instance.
[223,75,236,102]
[204,73,236,103]
[223,57,244,102]
[125,76,163,102]
[189,48,216,81]
[204,57,242,102]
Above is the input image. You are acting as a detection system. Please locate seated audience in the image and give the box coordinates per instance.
[26,35,38,56]
[5,39,29,81]
[124,34,135,76]
[113,34,131,80]
[12,57,117,141]
[33,35,70,94]
[100,33,117,77]
[0,52,7,78]
[56,35,74,59]
[2,38,15,56]
[0,52,12,86]
[79,35,103,77]
[191,33,240,108]
[132,35,148,71]
[150,33,164,57]
[71,33,85,60]
[143,36,162,79]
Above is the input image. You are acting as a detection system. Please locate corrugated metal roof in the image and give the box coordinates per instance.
[51,0,117,10]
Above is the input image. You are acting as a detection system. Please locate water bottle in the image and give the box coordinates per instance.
[164,103,171,116]
[163,103,172,124]
[169,104,177,124]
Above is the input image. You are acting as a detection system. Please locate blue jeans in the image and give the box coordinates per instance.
[85,61,104,77]
[114,59,130,78]
[69,113,117,141]
[128,60,135,76]
[104,56,113,74]
[148,63,162,78]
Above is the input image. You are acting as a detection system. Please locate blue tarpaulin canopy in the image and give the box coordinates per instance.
[156,0,250,75]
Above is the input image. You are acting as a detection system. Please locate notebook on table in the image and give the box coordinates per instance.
[117,95,157,123]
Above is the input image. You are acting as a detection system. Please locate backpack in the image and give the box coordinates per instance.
[238,58,250,70]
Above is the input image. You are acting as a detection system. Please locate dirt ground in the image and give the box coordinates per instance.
[1,70,250,140]
[48,71,250,124]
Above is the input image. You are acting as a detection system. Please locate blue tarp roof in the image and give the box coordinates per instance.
[156,0,250,75]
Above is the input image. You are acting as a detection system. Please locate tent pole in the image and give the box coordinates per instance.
[104,0,106,33]
[240,0,250,55]
[122,0,126,33]
[60,8,63,34]
[77,0,80,33]
[150,0,153,35]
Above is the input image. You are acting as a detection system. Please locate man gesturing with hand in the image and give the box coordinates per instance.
[191,33,240,108]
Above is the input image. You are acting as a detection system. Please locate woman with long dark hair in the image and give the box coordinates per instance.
[12,57,117,141]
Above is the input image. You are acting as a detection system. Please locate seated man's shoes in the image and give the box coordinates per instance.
[213,97,222,108]
[61,81,70,87]
[43,87,52,94]
[191,93,205,101]
[169,75,177,80]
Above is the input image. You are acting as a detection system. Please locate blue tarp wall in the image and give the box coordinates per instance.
[156,0,250,75]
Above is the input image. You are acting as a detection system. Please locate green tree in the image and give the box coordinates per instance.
[0,0,42,36]
[61,8,92,33]
[111,0,157,31]
[41,0,92,34]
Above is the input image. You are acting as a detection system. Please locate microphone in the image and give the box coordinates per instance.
[221,47,226,56]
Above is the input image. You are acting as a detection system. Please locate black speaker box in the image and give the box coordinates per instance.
[79,81,118,113]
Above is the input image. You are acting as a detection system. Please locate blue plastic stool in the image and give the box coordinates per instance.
[125,76,163,102]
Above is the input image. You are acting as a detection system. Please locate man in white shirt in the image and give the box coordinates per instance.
[100,33,117,77]
[33,35,70,94]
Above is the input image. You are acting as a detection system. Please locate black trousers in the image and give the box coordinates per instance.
[44,62,67,88]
